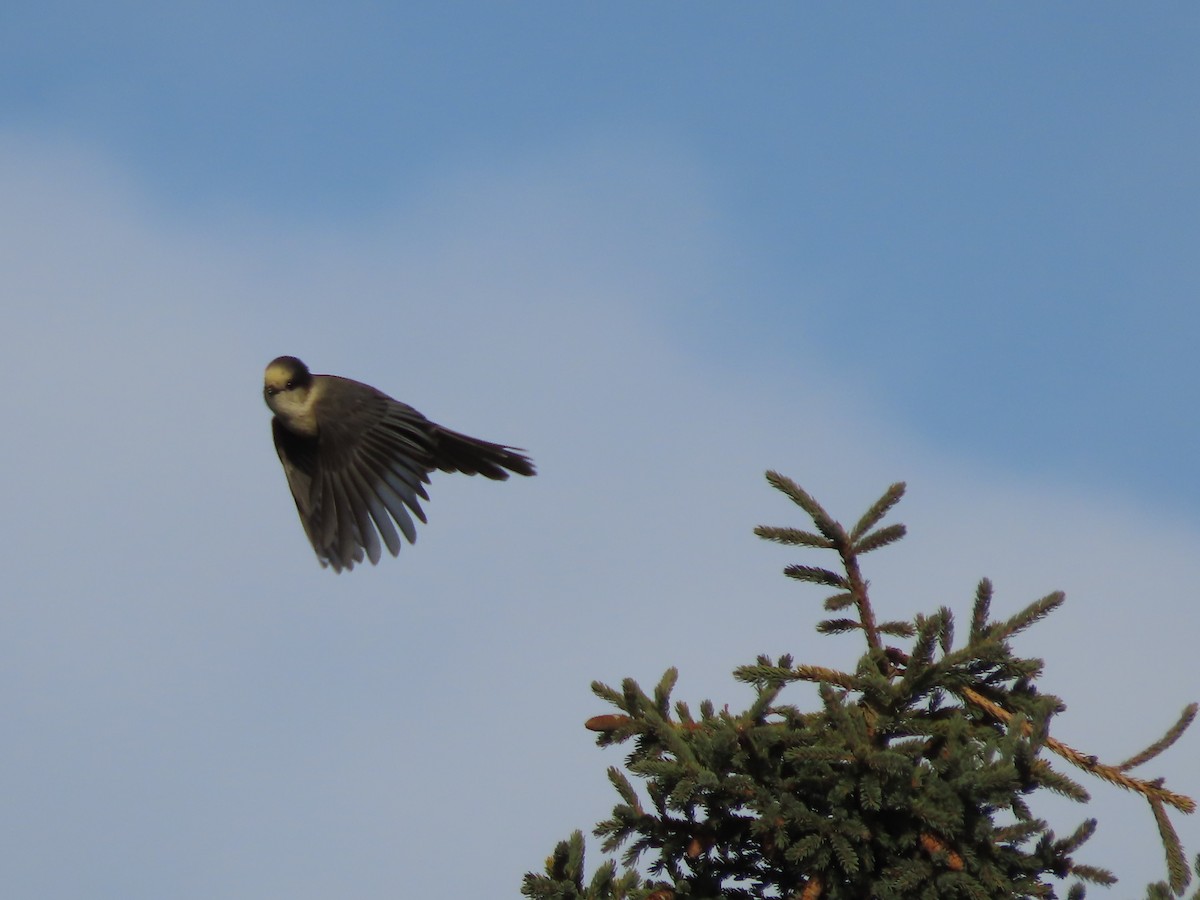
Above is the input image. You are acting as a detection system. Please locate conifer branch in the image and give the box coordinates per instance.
[754,525,835,548]
[969,578,993,642]
[823,592,855,611]
[763,472,884,650]
[850,482,906,541]
[1119,704,1199,772]
[816,618,863,635]
[790,664,861,690]
[852,522,907,555]
[783,565,847,588]
[733,661,860,691]
[765,471,837,539]
[1151,797,1191,893]
[994,591,1066,640]
[653,668,679,717]
[838,539,881,652]
[959,686,1196,813]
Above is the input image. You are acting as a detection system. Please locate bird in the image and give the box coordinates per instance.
[263,356,535,572]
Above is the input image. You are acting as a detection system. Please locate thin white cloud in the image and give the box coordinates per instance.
[0,131,1194,896]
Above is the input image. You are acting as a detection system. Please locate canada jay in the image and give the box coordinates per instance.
[264,356,534,572]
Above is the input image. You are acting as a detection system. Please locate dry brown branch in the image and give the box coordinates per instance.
[960,686,1195,814]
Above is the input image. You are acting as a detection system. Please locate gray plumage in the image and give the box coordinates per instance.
[264,356,534,572]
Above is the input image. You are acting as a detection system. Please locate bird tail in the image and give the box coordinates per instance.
[432,427,536,479]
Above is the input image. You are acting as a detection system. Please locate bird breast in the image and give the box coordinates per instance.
[269,387,320,437]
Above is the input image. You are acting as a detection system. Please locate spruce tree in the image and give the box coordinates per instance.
[523,473,1197,899]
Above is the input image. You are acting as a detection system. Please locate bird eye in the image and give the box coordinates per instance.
[286,380,296,390]
[265,386,277,396]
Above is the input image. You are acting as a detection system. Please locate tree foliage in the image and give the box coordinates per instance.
[523,474,1197,899]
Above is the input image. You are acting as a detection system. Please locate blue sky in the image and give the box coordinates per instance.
[8,3,1197,506]
[1,4,1197,897]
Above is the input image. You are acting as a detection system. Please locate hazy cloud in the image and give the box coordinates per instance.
[0,132,1194,896]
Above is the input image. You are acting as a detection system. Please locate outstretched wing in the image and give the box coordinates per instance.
[273,378,434,572]
[273,376,536,572]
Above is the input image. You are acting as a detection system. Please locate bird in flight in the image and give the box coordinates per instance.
[264,356,535,572]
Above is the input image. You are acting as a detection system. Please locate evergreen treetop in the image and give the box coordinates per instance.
[523,474,1196,900]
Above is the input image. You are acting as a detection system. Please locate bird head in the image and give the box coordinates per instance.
[263,356,315,418]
